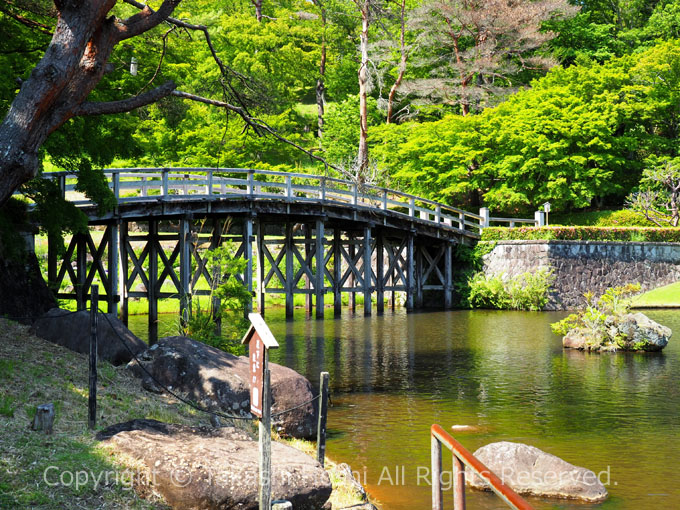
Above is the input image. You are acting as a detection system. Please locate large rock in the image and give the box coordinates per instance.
[31,308,146,365]
[129,336,317,438]
[616,312,671,351]
[562,312,671,352]
[468,442,608,503]
[97,419,331,510]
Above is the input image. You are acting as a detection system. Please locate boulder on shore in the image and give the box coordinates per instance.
[97,419,331,510]
[31,308,147,365]
[468,442,608,503]
[128,336,317,438]
[562,312,671,352]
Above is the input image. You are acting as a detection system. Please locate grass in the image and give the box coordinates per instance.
[0,319,369,509]
[632,281,680,308]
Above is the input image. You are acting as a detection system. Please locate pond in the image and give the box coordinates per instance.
[128,308,680,509]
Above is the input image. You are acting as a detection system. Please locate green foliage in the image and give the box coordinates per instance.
[466,268,555,311]
[322,96,382,166]
[481,226,680,242]
[179,239,250,354]
[551,209,656,227]
[0,394,15,418]
[550,284,641,346]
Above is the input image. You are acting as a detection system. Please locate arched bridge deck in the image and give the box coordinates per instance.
[34,168,524,342]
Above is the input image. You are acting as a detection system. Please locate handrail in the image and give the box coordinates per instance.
[31,167,485,236]
[430,424,534,510]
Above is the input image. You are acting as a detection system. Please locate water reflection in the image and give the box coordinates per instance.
[127,308,680,509]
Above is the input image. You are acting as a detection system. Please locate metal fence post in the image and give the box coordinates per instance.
[432,434,443,510]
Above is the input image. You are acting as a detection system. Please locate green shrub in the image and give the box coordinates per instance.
[551,209,656,227]
[466,268,555,311]
[481,226,680,242]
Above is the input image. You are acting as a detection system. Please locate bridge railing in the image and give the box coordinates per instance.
[431,424,534,510]
[38,167,486,236]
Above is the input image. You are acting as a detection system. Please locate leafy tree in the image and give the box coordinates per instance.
[627,157,680,227]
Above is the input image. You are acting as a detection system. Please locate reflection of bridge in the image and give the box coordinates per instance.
[37,168,536,343]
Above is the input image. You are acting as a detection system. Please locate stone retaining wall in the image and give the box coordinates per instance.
[481,241,680,310]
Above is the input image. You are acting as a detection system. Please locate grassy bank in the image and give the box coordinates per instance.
[632,282,680,308]
[0,320,368,509]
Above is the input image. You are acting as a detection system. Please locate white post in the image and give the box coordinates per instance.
[534,210,545,227]
[479,207,490,228]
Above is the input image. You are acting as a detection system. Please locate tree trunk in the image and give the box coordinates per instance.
[315,1,327,139]
[0,0,182,208]
[386,0,407,124]
[252,0,263,22]
[357,3,370,174]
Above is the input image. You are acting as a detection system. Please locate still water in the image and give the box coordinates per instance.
[129,309,680,510]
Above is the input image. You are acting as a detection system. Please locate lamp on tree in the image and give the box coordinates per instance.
[130,57,138,76]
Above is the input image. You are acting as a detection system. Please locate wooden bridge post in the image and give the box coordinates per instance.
[376,230,384,314]
[348,234,356,313]
[285,223,294,319]
[76,232,87,311]
[148,220,158,345]
[107,223,119,314]
[363,226,372,316]
[244,217,254,314]
[179,217,192,327]
[444,242,453,309]
[305,225,312,315]
[406,233,414,312]
[333,228,342,317]
[211,219,222,334]
[315,220,325,319]
[256,221,266,317]
[119,221,129,326]
[416,244,424,309]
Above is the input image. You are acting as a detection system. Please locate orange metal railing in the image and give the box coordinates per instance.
[430,424,534,510]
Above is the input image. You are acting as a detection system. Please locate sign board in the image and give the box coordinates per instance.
[249,331,264,417]
[241,313,279,418]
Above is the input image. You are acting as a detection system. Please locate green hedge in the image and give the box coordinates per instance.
[481,226,680,243]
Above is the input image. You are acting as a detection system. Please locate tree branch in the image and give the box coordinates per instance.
[0,5,53,35]
[74,81,177,116]
[171,90,341,173]
[115,0,181,42]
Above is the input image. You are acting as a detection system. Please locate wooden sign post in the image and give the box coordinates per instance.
[242,313,279,510]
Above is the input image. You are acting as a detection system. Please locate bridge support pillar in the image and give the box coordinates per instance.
[406,233,414,312]
[244,217,254,315]
[256,220,266,318]
[333,229,342,317]
[179,217,191,327]
[416,243,424,309]
[363,226,372,316]
[285,223,294,319]
[108,223,119,314]
[148,220,158,345]
[315,220,325,319]
[119,221,129,326]
[349,234,356,313]
[76,232,87,312]
[444,243,453,309]
[305,225,313,315]
[376,230,384,315]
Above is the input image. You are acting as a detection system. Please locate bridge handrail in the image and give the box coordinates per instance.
[35,167,486,235]
[431,424,534,510]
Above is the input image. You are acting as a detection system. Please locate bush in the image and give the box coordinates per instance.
[551,209,656,227]
[481,226,680,242]
[466,268,555,311]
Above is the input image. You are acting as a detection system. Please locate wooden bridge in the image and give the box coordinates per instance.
[35,168,540,343]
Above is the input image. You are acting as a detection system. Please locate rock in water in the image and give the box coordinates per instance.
[97,419,331,510]
[616,312,671,351]
[128,336,317,438]
[31,308,147,365]
[562,312,671,352]
[468,442,608,503]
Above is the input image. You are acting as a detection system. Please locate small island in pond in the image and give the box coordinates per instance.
[552,284,672,352]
